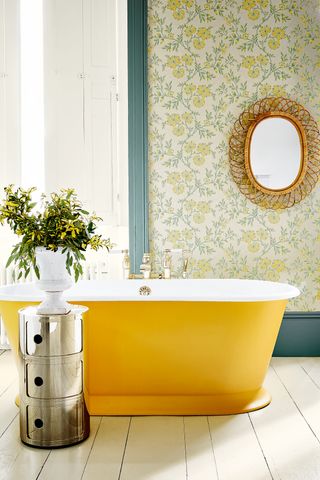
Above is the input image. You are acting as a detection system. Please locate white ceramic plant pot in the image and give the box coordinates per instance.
[35,247,73,315]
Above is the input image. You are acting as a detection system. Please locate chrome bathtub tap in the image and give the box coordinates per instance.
[140,253,152,279]
[127,251,173,280]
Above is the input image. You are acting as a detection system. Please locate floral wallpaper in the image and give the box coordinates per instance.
[147,0,320,310]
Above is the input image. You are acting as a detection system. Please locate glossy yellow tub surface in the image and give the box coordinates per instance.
[0,279,299,415]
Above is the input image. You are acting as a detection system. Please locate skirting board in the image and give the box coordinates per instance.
[273,312,320,357]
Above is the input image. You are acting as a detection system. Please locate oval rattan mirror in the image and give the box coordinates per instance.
[229,97,320,209]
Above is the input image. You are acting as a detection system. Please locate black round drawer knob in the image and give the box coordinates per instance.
[33,334,43,344]
[34,418,43,429]
[34,376,43,387]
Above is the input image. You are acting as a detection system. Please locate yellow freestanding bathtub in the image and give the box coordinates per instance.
[0,279,299,415]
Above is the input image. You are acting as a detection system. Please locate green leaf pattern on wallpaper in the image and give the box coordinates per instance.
[148,0,320,310]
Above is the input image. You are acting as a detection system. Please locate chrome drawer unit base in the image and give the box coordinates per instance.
[19,306,90,448]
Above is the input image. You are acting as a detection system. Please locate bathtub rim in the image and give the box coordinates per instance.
[0,278,300,302]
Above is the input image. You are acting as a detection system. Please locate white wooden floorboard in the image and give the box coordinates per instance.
[0,416,49,480]
[208,413,272,480]
[0,351,18,397]
[184,416,218,480]
[250,366,320,480]
[272,357,320,442]
[36,416,101,480]
[0,381,19,438]
[119,416,187,480]
[297,357,320,388]
[82,416,131,480]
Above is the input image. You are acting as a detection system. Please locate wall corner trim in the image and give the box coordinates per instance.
[128,0,149,273]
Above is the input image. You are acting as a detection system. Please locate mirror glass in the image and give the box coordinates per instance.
[249,117,302,190]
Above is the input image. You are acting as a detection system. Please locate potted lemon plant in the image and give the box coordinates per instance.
[0,185,111,313]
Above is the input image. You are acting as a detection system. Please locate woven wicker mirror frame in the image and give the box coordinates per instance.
[229,97,320,209]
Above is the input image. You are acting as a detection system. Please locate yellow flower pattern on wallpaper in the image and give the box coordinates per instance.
[148,0,320,310]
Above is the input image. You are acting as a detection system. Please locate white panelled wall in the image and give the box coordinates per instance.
[0,0,20,191]
[0,0,128,264]
[44,0,128,235]
[0,0,20,271]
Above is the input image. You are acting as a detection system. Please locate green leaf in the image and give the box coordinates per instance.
[34,265,40,279]
[75,268,80,282]
[6,254,16,268]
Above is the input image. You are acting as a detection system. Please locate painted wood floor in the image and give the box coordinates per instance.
[1,351,320,480]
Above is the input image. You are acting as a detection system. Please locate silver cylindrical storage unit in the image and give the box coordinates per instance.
[18,306,90,448]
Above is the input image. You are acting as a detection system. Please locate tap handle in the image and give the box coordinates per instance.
[142,252,151,264]
[163,249,172,268]
[141,253,151,269]
[182,249,189,279]
[140,253,151,279]
[122,249,130,279]
[122,249,130,265]
[162,249,172,279]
